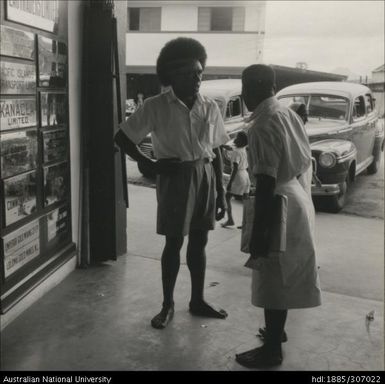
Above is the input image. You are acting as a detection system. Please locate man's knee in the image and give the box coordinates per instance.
[188,230,209,250]
[164,236,184,252]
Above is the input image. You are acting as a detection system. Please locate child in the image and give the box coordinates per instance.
[222,131,250,228]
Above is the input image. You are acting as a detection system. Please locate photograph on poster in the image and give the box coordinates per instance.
[40,92,66,127]
[0,25,35,60]
[5,0,59,33]
[47,205,69,243]
[0,97,37,131]
[0,60,36,95]
[2,219,40,278]
[43,162,68,207]
[0,129,37,178]
[3,170,37,226]
[38,35,67,87]
[42,129,66,163]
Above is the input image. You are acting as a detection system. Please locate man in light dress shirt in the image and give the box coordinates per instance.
[115,38,229,329]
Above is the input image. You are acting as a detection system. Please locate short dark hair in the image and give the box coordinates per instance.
[156,37,207,86]
[235,130,248,147]
[242,64,276,93]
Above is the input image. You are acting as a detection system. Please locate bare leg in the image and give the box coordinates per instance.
[186,230,227,319]
[151,235,184,329]
[221,192,235,227]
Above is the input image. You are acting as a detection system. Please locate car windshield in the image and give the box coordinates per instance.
[279,94,349,122]
[213,98,225,117]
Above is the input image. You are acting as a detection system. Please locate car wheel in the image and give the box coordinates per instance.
[367,157,380,175]
[137,162,156,179]
[325,180,347,213]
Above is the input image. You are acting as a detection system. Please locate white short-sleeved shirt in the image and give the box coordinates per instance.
[229,147,248,171]
[118,88,229,161]
[247,96,312,183]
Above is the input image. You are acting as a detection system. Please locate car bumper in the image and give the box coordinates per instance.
[311,173,340,196]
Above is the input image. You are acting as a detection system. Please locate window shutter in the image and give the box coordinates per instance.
[198,7,211,31]
[140,8,161,32]
[232,7,245,31]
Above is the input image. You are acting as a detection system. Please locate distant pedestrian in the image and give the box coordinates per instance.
[115,37,229,329]
[221,131,250,228]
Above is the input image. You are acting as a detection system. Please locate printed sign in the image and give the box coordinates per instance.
[38,36,67,87]
[3,171,37,226]
[0,25,35,60]
[47,206,69,242]
[0,60,36,95]
[42,129,66,163]
[0,98,37,131]
[40,92,66,127]
[0,129,38,178]
[44,162,68,206]
[6,0,59,33]
[2,219,39,257]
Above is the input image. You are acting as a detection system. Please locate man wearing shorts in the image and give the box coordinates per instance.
[115,38,229,329]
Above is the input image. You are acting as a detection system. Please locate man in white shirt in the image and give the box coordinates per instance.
[115,38,229,329]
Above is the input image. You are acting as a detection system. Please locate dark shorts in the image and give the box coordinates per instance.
[156,159,216,237]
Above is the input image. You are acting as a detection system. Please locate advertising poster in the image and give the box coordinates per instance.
[47,206,69,243]
[40,92,66,127]
[3,170,37,226]
[0,25,35,60]
[43,162,68,206]
[0,97,37,131]
[0,129,38,178]
[2,219,40,278]
[42,129,66,163]
[38,36,67,87]
[5,0,59,33]
[0,60,36,95]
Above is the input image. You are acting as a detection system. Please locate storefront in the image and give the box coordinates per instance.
[1,0,127,328]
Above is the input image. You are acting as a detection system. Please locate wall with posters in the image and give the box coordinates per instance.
[0,0,84,322]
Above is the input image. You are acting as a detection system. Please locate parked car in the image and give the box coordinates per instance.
[137,79,249,177]
[277,81,384,212]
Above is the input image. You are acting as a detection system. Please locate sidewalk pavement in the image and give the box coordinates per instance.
[1,184,383,371]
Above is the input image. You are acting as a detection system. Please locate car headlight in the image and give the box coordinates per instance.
[319,152,337,168]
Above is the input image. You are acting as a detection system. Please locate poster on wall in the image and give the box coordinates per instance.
[0,25,35,60]
[0,97,37,131]
[3,170,37,226]
[38,36,67,87]
[1,219,40,278]
[40,92,66,127]
[42,129,66,163]
[0,129,38,179]
[5,0,59,33]
[46,205,69,243]
[43,162,68,207]
[0,60,36,95]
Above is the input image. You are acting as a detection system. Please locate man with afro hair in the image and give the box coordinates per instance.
[115,37,229,329]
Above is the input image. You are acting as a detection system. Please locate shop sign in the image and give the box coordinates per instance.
[38,36,67,87]
[5,0,59,33]
[0,97,37,131]
[42,129,66,163]
[44,162,68,207]
[3,170,37,226]
[0,25,35,60]
[0,60,36,95]
[2,219,39,257]
[47,206,68,242]
[40,92,66,127]
[0,129,38,179]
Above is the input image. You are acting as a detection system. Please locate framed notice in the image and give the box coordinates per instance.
[0,129,38,179]
[43,162,68,207]
[0,25,35,60]
[2,219,40,278]
[46,205,69,243]
[38,36,67,87]
[0,60,36,95]
[40,92,66,127]
[42,129,66,163]
[3,171,37,226]
[5,0,59,33]
[0,97,37,131]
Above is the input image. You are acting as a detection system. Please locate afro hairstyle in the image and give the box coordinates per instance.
[156,37,207,86]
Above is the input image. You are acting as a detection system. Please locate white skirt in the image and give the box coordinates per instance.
[251,169,322,309]
[229,169,250,196]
